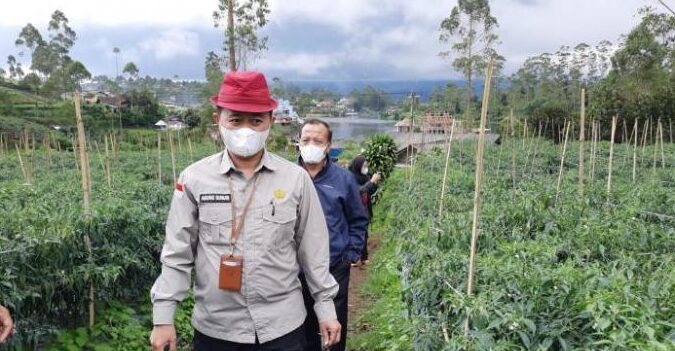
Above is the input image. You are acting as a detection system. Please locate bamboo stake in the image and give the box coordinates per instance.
[607,116,617,203]
[510,109,516,189]
[658,120,665,169]
[632,119,638,183]
[15,145,29,184]
[578,89,586,196]
[458,137,464,171]
[177,130,183,154]
[112,133,119,163]
[652,124,658,175]
[0,134,4,155]
[94,141,106,175]
[641,119,649,149]
[168,129,177,184]
[188,137,194,162]
[45,133,52,168]
[73,137,80,174]
[590,121,597,181]
[649,117,653,145]
[74,92,95,328]
[522,123,538,176]
[555,120,571,204]
[522,119,528,149]
[464,58,494,336]
[104,135,112,188]
[157,132,163,185]
[527,122,544,178]
[438,121,456,217]
[24,129,29,154]
[669,120,672,144]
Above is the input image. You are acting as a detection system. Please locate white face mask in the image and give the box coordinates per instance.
[300,144,327,164]
[220,126,269,157]
[361,167,369,175]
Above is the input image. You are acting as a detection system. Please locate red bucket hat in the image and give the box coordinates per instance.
[209,71,278,113]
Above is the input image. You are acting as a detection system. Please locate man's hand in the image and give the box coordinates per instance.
[319,319,341,349]
[150,324,177,351]
[371,173,382,184]
[0,305,13,344]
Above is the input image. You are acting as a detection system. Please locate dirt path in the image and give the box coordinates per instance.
[347,233,381,334]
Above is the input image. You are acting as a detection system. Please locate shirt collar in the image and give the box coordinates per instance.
[298,156,331,179]
[219,148,278,175]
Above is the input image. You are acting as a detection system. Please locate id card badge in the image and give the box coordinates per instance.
[219,255,243,292]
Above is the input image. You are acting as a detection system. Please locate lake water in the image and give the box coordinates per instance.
[317,117,396,141]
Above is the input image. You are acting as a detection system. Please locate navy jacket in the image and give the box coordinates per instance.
[301,157,369,266]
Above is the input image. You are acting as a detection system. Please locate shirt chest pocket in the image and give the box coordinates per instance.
[198,206,233,244]
[261,204,297,249]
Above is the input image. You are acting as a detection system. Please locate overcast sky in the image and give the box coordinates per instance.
[0,0,664,81]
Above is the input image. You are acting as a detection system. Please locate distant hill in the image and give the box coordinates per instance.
[288,79,489,101]
[0,85,51,105]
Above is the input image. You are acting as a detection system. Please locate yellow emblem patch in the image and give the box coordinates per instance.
[274,189,286,200]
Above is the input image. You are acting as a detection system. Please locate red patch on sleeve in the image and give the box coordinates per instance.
[175,183,184,192]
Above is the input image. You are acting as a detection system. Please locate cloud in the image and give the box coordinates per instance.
[256,53,336,76]
[139,29,201,60]
[0,0,661,81]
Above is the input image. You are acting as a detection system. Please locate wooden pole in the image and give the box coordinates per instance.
[578,89,586,196]
[73,137,80,174]
[15,145,29,184]
[408,95,416,186]
[632,119,638,183]
[658,120,665,169]
[590,121,597,181]
[464,58,494,336]
[94,141,106,176]
[509,109,516,189]
[641,118,649,149]
[188,137,194,162]
[168,129,177,185]
[522,119,527,149]
[438,121,456,217]
[652,123,658,175]
[157,132,163,185]
[607,116,617,203]
[104,135,112,188]
[74,92,95,328]
[227,0,236,71]
[45,133,52,168]
[177,130,183,154]
[114,133,119,163]
[555,120,571,205]
[526,122,541,178]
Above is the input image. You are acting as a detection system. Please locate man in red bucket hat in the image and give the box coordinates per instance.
[150,71,341,351]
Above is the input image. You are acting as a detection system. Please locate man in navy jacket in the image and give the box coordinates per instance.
[298,118,368,351]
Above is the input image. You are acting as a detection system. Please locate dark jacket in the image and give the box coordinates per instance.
[348,155,378,219]
[300,157,369,266]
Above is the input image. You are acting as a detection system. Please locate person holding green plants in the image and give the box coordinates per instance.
[0,304,13,343]
[298,119,369,351]
[347,155,381,265]
[149,72,341,351]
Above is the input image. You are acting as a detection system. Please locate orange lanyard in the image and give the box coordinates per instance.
[227,174,259,255]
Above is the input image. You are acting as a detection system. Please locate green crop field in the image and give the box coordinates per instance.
[350,136,675,350]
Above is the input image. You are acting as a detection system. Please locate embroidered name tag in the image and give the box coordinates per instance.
[200,193,232,203]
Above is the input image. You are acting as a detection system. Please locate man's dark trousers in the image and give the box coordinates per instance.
[300,260,350,351]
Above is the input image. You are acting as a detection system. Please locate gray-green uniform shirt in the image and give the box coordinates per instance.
[151,149,338,344]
